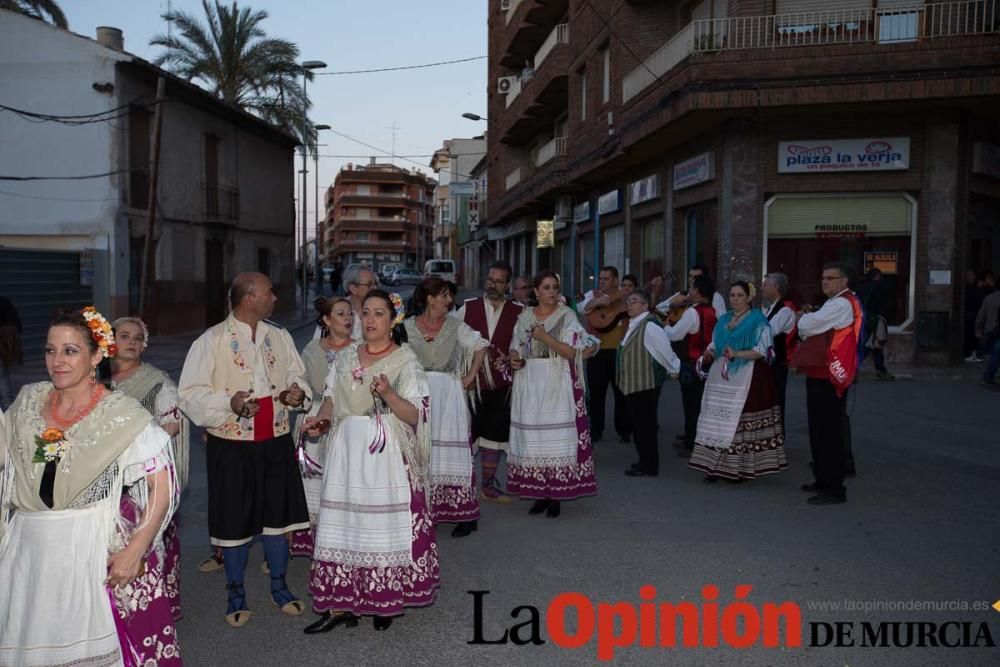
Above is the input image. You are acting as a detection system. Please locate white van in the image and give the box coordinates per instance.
[423,259,458,284]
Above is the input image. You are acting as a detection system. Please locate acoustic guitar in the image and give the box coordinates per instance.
[584,291,628,334]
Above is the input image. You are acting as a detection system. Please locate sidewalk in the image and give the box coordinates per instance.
[9,305,316,393]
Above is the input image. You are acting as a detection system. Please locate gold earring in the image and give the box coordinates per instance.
[90,367,98,385]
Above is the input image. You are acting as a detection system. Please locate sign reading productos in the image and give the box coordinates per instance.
[778,138,910,173]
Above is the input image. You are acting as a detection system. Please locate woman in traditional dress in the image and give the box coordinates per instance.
[291,297,355,557]
[404,277,487,538]
[302,290,439,633]
[508,271,599,518]
[0,307,181,665]
[689,281,787,483]
[111,316,188,622]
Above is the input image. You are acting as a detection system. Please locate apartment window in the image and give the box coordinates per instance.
[356,232,371,241]
[441,201,451,224]
[601,47,610,104]
[356,184,371,195]
[579,68,587,121]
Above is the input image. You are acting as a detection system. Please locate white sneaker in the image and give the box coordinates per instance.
[965,353,982,363]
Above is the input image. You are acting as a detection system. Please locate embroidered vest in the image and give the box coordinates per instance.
[463,297,522,390]
[615,315,667,396]
[207,316,294,441]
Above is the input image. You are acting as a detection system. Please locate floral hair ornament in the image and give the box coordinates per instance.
[389,292,406,326]
[746,282,757,301]
[82,306,118,358]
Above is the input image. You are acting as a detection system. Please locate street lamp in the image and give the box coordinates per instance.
[462,112,487,121]
[313,124,331,298]
[300,60,327,317]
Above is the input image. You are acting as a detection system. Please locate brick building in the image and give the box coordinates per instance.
[323,161,436,273]
[487,0,1000,363]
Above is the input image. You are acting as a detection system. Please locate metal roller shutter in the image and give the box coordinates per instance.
[776,0,871,14]
[767,194,913,239]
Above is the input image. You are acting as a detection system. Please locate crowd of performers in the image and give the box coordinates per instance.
[0,258,863,664]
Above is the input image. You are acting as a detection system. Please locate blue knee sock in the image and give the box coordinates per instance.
[261,534,297,604]
[222,544,250,613]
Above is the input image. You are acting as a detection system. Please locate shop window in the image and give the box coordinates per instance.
[603,225,625,275]
[764,193,916,329]
[641,219,665,283]
[685,206,718,280]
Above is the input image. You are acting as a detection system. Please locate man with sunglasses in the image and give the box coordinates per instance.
[454,261,524,502]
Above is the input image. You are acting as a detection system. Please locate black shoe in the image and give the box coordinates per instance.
[628,462,641,471]
[619,434,631,444]
[800,482,820,493]
[304,612,359,634]
[528,499,550,515]
[807,494,846,506]
[451,521,477,538]
[373,616,394,631]
[545,501,561,518]
[624,468,656,477]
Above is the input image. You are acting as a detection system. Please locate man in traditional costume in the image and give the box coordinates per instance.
[795,262,863,506]
[112,315,189,621]
[617,290,680,477]
[454,261,523,502]
[179,272,311,626]
[761,273,797,432]
[580,266,631,444]
[663,275,719,458]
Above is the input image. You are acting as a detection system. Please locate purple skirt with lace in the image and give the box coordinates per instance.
[308,486,440,617]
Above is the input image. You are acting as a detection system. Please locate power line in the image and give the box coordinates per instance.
[0,168,137,182]
[0,188,120,202]
[328,129,482,181]
[315,55,486,76]
[579,0,663,92]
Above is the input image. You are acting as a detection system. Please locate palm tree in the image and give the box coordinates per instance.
[1,0,68,28]
[150,0,314,143]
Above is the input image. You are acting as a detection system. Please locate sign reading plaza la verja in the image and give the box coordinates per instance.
[778,138,910,173]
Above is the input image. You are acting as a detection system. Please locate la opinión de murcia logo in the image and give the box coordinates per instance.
[467,587,997,661]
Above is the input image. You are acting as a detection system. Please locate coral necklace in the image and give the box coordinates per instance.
[365,342,394,356]
[47,384,105,430]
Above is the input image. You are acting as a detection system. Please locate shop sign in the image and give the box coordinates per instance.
[973,142,1000,180]
[449,181,476,196]
[778,138,910,173]
[864,250,899,275]
[630,174,660,204]
[814,224,867,239]
[673,152,715,190]
[536,220,554,248]
[573,202,590,223]
[598,189,619,215]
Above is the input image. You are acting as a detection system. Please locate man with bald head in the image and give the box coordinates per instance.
[179,272,312,627]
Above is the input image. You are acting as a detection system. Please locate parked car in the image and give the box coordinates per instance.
[388,267,423,286]
[379,263,399,280]
[423,258,458,284]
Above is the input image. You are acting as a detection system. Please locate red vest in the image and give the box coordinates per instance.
[672,303,717,361]
[803,292,863,396]
[463,297,522,390]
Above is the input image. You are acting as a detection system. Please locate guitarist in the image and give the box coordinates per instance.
[581,266,631,443]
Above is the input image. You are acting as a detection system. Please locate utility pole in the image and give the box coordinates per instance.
[139,76,166,323]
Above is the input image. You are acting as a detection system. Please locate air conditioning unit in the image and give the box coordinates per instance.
[497,76,517,94]
[556,196,572,221]
[500,0,512,10]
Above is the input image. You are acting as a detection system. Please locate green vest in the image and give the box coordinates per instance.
[615,315,667,396]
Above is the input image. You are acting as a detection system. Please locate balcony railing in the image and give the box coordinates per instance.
[505,166,522,191]
[204,184,240,221]
[504,0,525,25]
[623,0,998,103]
[535,136,567,167]
[535,23,569,69]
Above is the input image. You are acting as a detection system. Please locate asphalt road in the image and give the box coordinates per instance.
[166,324,1000,666]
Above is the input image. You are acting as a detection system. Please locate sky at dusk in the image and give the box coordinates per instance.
[68,0,489,230]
